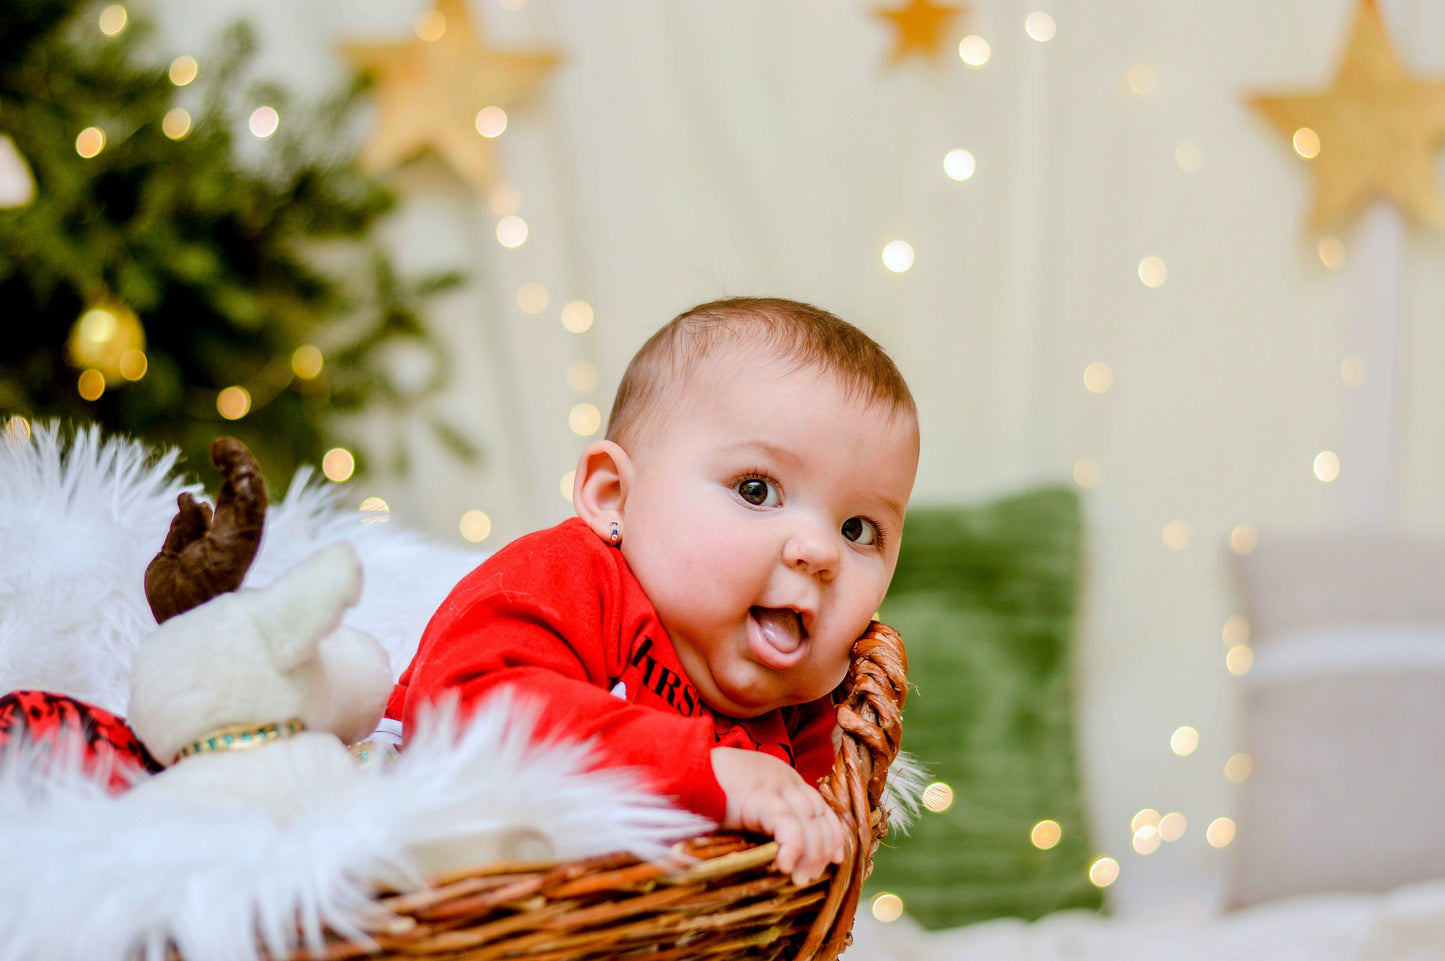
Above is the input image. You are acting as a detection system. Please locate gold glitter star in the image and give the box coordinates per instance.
[340,0,560,194]
[874,0,964,66]
[1249,0,1445,232]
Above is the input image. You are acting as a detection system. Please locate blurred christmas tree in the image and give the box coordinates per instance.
[0,0,464,485]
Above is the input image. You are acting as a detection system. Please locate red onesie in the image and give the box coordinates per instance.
[386,518,836,821]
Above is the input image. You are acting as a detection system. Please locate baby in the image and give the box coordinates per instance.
[385,296,919,884]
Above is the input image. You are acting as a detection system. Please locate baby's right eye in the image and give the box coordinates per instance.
[736,477,780,507]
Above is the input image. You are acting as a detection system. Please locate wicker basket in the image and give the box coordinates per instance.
[294,621,908,961]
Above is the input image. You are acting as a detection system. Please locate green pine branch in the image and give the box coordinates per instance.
[0,0,468,487]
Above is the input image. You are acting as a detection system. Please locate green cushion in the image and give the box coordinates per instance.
[867,488,1104,929]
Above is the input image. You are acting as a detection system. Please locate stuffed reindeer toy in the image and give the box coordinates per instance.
[122,439,392,818]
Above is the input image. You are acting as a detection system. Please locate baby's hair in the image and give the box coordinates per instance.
[606,297,916,448]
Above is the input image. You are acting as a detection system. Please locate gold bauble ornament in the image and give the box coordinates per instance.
[65,298,147,386]
[1248,0,1445,233]
[340,0,560,195]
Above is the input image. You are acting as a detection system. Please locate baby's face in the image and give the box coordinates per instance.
[618,352,918,719]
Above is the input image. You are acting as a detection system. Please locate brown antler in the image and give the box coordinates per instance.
[144,437,267,623]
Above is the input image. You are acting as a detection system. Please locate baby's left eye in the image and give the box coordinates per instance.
[841,517,879,545]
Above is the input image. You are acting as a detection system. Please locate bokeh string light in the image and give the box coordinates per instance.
[459,509,492,542]
[958,35,990,67]
[98,4,127,36]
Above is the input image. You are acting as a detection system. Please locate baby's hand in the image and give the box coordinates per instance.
[710,747,845,886]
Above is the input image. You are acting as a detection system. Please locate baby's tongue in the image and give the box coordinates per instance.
[751,606,801,653]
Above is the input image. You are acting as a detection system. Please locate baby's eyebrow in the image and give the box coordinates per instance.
[716,440,797,464]
[874,495,907,519]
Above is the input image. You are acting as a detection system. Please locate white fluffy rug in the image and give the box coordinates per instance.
[0,422,483,709]
[0,424,708,961]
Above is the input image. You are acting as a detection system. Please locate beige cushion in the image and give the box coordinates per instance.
[1234,531,1445,636]
[1228,531,1445,908]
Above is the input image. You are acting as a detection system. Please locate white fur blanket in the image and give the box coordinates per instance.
[0,422,481,707]
[0,424,709,961]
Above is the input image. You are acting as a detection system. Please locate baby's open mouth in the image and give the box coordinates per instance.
[748,606,807,670]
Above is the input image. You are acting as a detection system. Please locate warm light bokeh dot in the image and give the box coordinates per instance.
[561,300,595,333]
[1072,458,1102,489]
[958,35,991,67]
[98,5,128,36]
[216,385,251,420]
[77,368,105,401]
[1175,141,1203,172]
[944,149,976,181]
[475,106,508,138]
[1130,808,1160,833]
[1024,11,1056,42]
[1132,825,1161,855]
[1225,752,1254,784]
[1031,819,1062,850]
[882,240,915,273]
[921,782,954,812]
[292,344,324,380]
[517,282,549,314]
[1223,614,1250,647]
[1088,857,1119,887]
[1159,812,1186,842]
[567,361,598,394]
[359,496,390,515]
[169,55,199,86]
[1341,354,1367,388]
[560,469,576,502]
[5,416,32,441]
[1162,519,1192,550]
[1293,127,1321,159]
[118,348,147,381]
[1171,725,1199,756]
[322,448,355,483]
[249,106,279,138]
[415,10,447,41]
[1318,234,1345,270]
[459,509,493,543]
[162,108,192,140]
[1083,362,1113,394]
[1126,64,1156,96]
[871,893,904,923]
[1229,523,1258,555]
[1206,817,1236,848]
[1314,450,1340,483]
[1226,644,1253,675]
[497,215,529,248]
[569,402,602,437]
[76,127,106,159]
[1138,255,1167,288]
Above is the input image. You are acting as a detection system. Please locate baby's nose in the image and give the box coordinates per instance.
[783,524,839,579]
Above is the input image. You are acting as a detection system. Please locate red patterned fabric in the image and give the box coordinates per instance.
[0,690,163,792]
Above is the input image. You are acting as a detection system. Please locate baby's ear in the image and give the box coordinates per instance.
[573,440,632,541]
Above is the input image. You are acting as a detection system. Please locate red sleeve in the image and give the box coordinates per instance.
[785,697,838,790]
[392,523,727,820]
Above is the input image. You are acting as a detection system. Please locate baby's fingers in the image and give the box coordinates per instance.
[783,806,844,886]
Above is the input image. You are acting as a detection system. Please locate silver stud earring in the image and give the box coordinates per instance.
[609,521,621,545]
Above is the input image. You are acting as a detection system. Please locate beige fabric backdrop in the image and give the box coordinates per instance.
[151,0,1445,913]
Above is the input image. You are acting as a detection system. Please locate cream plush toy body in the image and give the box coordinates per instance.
[125,542,391,818]
[122,438,391,818]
